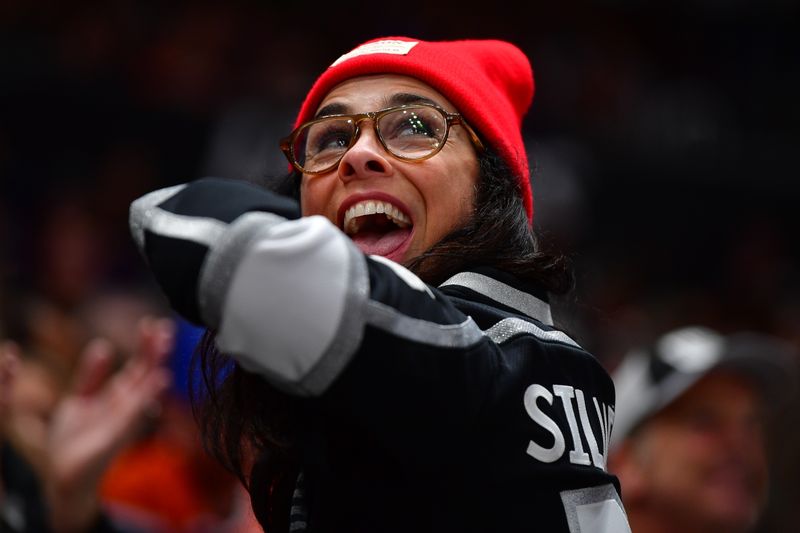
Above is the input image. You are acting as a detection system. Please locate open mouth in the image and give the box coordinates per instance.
[341,200,413,259]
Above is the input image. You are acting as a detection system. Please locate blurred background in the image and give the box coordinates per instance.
[1,0,797,531]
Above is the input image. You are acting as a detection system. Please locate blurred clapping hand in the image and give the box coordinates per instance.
[2,317,174,533]
[46,317,174,532]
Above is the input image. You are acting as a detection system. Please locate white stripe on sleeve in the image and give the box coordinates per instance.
[212,215,364,395]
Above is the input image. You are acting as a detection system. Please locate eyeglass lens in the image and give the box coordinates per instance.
[293,106,448,172]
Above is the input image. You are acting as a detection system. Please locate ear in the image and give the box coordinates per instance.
[608,439,649,505]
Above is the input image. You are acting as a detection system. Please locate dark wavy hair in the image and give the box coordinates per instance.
[191,148,573,530]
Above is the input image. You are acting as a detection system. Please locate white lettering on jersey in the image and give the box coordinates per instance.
[575,388,606,470]
[553,385,591,466]
[593,397,615,471]
[524,383,613,471]
[523,384,566,463]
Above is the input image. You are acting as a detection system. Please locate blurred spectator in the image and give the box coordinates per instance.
[75,292,249,531]
[1,318,173,532]
[608,326,797,533]
[2,287,260,532]
[33,195,107,311]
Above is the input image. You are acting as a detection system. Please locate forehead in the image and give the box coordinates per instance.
[315,74,459,114]
[658,371,763,420]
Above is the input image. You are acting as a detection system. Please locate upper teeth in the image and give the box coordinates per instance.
[344,200,411,234]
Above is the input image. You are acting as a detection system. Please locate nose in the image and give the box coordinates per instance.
[337,124,393,182]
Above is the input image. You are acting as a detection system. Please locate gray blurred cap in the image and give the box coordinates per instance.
[610,326,797,450]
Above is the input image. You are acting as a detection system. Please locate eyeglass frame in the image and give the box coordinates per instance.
[280,103,485,175]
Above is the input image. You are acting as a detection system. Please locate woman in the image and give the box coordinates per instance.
[130,36,630,532]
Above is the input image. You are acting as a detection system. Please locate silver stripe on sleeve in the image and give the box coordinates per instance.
[299,240,369,395]
[364,300,485,348]
[198,211,287,329]
[484,318,580,348]
[289,471,308,532]
[439,272,553,325]
[146,213,227,247]
[129,183,188,250]
[560,484,631,533]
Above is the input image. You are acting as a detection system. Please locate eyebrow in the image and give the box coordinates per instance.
[387,93,440,108]
[314,93,442,119]
[315,102,348,118]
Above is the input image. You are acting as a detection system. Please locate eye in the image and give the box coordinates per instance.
[378,107,448,158]
[381,109,437,139]
[381,108,444,140]
[303,119,354,157]
[400,113,433,137]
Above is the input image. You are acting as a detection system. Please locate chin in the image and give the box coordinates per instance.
[702,492,764,532]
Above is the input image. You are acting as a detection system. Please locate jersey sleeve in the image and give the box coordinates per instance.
[129,178,491,400]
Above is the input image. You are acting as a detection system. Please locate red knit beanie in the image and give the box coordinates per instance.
[293,36,535,222]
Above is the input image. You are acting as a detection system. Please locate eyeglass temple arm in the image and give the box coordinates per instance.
[450,115,485,153]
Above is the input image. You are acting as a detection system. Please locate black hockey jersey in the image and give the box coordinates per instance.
[129,177,631,533]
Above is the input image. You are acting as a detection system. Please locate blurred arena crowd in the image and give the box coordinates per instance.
[1,1,798,531]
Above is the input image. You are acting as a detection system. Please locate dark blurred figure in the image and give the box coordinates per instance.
[608,326,797,533]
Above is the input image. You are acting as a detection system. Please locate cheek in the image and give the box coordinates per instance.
[444,162,478,222]
[299,176,330,218]
[662,434,731,486]
[420,178,474,245]
[644,430,705,473]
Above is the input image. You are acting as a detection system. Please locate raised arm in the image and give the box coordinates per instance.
[130,178,486,402]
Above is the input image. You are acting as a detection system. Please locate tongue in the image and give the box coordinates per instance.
[351,227,411,257]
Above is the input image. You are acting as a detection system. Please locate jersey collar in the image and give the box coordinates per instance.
[439,270,553,325]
